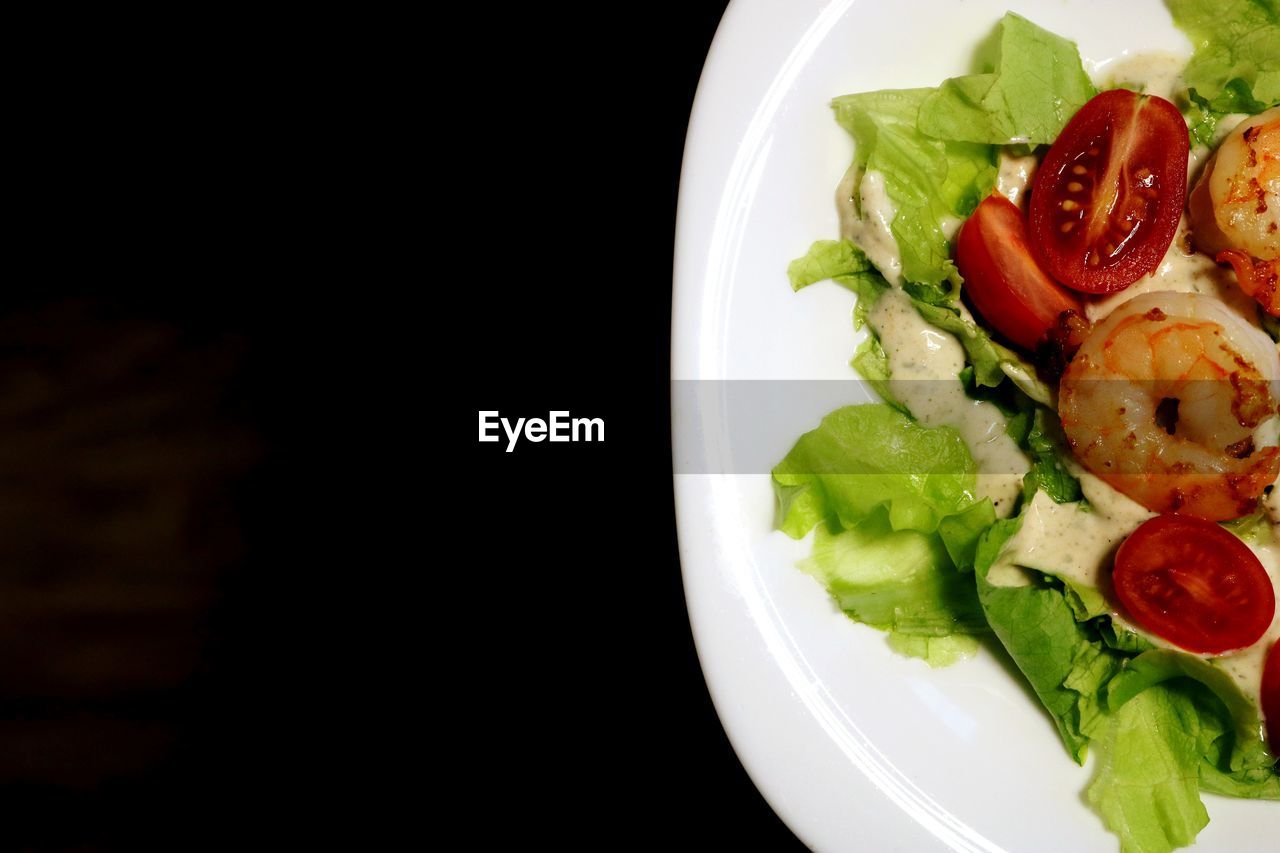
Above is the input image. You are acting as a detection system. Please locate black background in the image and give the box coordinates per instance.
[4,12,381,848]
[462,2,805,850]
[3,2,805,848]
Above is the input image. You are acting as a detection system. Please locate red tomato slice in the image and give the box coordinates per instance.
[955,194,1083,350]
[1029,90,1189,294]
[1264,641,1280,755]
[1113,515,1275,655]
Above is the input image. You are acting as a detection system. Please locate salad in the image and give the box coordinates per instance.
[774,2,1280,851]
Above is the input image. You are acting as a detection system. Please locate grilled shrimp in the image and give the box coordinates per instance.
[1218,251,1279,316]
[1059,292,1280,521]
[1188,107,1280,315]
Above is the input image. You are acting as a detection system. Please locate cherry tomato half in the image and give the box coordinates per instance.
[1113,515,1275,655]
[954,194,1084,350]
[1264,641,1280,756]
[1029,90,1189,294]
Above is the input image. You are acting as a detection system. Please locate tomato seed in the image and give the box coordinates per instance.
[1062,199,1080,211]
[1060,222,1075,233]
[1067,181,1084,192]
[1072,165,1087,175]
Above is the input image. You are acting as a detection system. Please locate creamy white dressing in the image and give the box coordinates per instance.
[1266,479,1280,524]
[1096,52,1186,102]
[869,289,1030,517]
[996,150,1038,207]
[1085,213,1261,323]
[940,215,963,243]
[838,167,904,287]
[986,465,1155,588]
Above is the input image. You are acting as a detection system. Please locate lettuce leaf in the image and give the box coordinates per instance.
[918,12,1097,144]
[1020,407,1082,504]
[787,237,1051,404]
[1086,685,1210,853]
[1098,620,1158,655]
[907,297,1011,387]
[850,335,905,414]
[832,90,996,287]
[1107,650,1280,797]
[800,514,988,637]
[974,518,1120,762]
[936,499,996,572]
[779,411,990,665]
[772,404,976,537]
[787,239,890,312]
[1168,0,1280,113]
[887,632,981,667]
[1221,502,1273,544]
[976,515,1279,852]
[1184,98,1222,147]
[785,239,901,406]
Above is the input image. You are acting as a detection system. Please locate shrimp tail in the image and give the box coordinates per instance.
[1034,309,1092,381]
[1218,250,1280,317]
[1221,445,1280,517]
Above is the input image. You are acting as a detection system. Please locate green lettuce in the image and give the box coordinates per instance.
[850,335,904,413]
[778,409,991,664]
[907,297,1011,387]
[974,518,1119,761]
[789,237,1042,394]
[1086,685,1210,853]
[918,12,1097,144]
[1086,658,1280,853]
[936,500,996,572]
[1107,650,1280,798]
[800,515,988,637]
[772,404,976,537]
[1222,502,1273,545]
[832,89,996,287]
[787,239,890,313]
[1184,98,1222,147]
[975,513,1279,851]
[887,632,981,667]
[1099,619,1158,655]
[786,239,900,405]
[1018,407,1082,504]
[1168,0,1280,113]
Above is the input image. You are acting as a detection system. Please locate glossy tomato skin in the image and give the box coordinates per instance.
[1265,641,1280,756]
[1113,515,1275,655]
[955,194,1083,350]
[1029,90,1189,294]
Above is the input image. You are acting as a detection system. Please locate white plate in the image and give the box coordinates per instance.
[671,1,1280,850]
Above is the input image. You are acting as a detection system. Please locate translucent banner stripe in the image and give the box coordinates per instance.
[671,379,1280,475]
